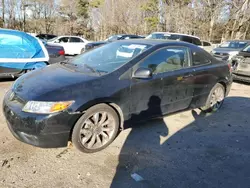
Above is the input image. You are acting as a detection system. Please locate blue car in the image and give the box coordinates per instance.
[0,29,49,78]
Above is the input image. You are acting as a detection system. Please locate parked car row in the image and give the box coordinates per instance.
[81,34,145,53]
[230,44,250,82]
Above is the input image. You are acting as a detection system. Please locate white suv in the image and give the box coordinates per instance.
[146,32,202,47]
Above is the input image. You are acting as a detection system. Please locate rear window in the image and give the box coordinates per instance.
[192,38,202,46]
[203,41,211,46]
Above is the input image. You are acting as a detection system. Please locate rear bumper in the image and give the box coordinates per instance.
[233,73,250,83]
[3,91,80,148]
[48,55,66,64]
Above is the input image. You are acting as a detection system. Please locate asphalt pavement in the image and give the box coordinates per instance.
[0,80,250,188]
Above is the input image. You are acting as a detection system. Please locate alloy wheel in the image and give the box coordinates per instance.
[210,86,225,111]
[79,112,115,150]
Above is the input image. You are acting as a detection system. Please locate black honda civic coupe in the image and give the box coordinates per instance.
[3,40,233,153]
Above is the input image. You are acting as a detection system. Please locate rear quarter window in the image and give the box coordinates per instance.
[192,49,212,66]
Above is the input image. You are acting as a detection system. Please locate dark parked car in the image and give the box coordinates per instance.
[211,40,250,61]
[231,44,250,82]
[0,40,65,78]
[3,40,232,153]
[81,34,145,53]
[41,40,66,64]
[36,34,57,41]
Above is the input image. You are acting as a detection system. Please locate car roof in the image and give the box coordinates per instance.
[58,36,83,38]
[113,39,197,47]
[37,34,57,36]
[226,40,250,43]
[151,32,200,39]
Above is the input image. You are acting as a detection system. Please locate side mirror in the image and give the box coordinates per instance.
[133,67,152,79]
[54,39,60,43]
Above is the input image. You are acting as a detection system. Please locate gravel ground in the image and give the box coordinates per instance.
[0,79,250,188]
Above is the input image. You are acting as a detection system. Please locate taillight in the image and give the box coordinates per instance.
[228,63,232,73]
[58,50,65,55]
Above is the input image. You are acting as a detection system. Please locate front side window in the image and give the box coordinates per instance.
[58,37,69,43]
[140,47,190,74]
[69,42,152,74]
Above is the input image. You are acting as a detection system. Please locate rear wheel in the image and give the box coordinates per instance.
[72,104,119,153]
[201,83,225,113]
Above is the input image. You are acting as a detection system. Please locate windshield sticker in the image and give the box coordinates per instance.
[127,44,147,50]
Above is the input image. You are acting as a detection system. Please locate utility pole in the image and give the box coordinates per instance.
[22,4,29,32]
[158,0,165,31]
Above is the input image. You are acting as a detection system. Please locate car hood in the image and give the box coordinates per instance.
[12,63,98,101]
[213,47,241,53]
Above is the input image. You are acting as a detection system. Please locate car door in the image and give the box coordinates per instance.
[156,46,195,114]
[69,37,86,55]
[189,48,216,108]
[129,49,165,120]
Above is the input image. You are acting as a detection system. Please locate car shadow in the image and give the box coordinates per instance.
[0,77,16,82]
[110,96,250,188]
[233,80,250,86]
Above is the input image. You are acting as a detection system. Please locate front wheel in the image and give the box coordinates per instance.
[201,83,225,113]
[72,104,119,153]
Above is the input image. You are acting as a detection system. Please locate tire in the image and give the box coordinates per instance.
[72,104,119,153]
[201,83,225,113]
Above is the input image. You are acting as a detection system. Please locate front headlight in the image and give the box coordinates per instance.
[229,51,238,56]
[228,51,239,60]
[22,101,74,114]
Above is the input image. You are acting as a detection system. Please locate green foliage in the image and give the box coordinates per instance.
[89,0,104,8]
[77,0,89,18]
[145,17,159,29]
[141,0,159,12]
[142,0,159,31]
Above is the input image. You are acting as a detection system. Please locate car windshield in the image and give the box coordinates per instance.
[219,41,248,49]
[69,42,152,74]
[242,45,250,52]
[47,36,58,42]
[39,39,47,45]
[146,33,181,40]
[105,35,122,42]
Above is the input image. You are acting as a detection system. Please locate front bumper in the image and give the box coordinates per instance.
[3,91,80,148]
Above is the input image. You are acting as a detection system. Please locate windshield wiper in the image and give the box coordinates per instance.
[83,64,101,76]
